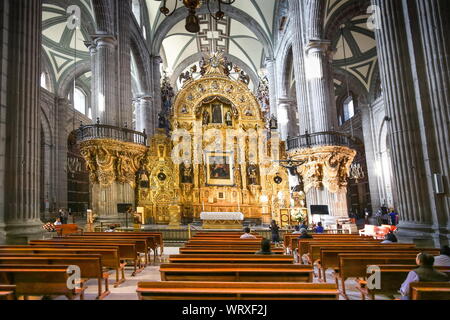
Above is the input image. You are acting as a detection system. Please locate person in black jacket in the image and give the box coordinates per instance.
[270,220,280,244]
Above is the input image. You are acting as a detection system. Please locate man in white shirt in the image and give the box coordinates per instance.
[434,246,450,267]
[240,227,256,239]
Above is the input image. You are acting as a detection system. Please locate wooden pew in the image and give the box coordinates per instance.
[55,224,83,236]
[356,265,450,300]
[29,240,142,276]
[187,239,264,245]
[335,253,419,298]
[169,254,294,264]
[159,263,313,282]
[81,232,162,256]
[65,235,152,265]
[136,281,339,300]
[284,234,372,253]
[179,247,285,255]
[410,282,450,300]
[0,254,110,299]
[0,246,125,286]
[0,265,87,300]
[0,285,16,300]
[298,239,381,257]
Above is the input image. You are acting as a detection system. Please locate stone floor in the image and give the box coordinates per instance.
[51,246,398,301]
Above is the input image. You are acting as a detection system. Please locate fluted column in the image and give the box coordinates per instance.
[117,0,133,127]
[264,58,277,117]
[372,0,432,234]
[135,95,153,134]
[2,0,43,241]
[91,36,119,126]
[150,56,162,136]
[277,103,290,141]
[288,0,311,134]
[305,40,338,132]
[414,0,450,238]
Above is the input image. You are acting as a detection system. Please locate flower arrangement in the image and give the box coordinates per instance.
[291,209,307,223]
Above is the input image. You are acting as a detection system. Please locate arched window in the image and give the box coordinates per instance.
[40,72,48,90]
[73,87,87,114]
[132,0,141,26]
[341,96,355,124]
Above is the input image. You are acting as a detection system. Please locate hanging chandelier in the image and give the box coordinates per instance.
[159,0,236,33]
[349,163,365,183]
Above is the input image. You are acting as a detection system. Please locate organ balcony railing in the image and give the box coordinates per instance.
[286,131,361,151]
[76,120,147,146]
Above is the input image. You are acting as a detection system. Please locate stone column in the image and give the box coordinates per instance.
[150,56,162,136]
[304,40,338,132]
[56,98,69,210]
[91,36,119,126]
[288,0,311,134]
[277,102,290,141]
[264,58,278,117]
[372,0,433,237]
[2,0,43,242]
[413,0,450,242]
[135,95,153,134]
[117,0,133,128]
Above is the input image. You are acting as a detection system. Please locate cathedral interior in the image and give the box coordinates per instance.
[0,0,449,248]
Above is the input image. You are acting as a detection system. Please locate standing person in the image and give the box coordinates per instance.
[58,209,68,224]
[389,209,398,226]
[270,220,280,244]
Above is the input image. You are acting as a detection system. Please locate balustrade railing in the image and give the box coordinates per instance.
[76,123,147,146]
[287,131,360,151]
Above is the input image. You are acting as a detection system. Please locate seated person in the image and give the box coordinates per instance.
[54,217,62,226]
[434,246,450,267]
[381,230,398,243]
[105,225,117,232]
[314,222,324,234]
[292,225,301,234]
[297,228,313,239]
[240,227,256,239]
[400,252,449,299]
[299,221,308,230]
[255,238,272,255]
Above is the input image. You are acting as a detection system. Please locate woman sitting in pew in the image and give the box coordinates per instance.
[400,253,449,300]
[255,239,273,255]
[381,230,398,244]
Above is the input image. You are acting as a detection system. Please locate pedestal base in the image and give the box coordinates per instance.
[202,220,243,230]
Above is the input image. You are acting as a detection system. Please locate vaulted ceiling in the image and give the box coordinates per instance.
[146,1,277,87]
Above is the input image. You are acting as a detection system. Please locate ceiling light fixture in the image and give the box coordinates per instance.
[159,0,236,33]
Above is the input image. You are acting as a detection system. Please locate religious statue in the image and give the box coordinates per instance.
[225,109,233,126]
[202,109,210,125]
[212,104,222,123]
[179,71,192,85]
[238,70,250,85]
[181,162,193,183]
[158,113,167,129]
[269,115,278,129]
[247,165,258,185]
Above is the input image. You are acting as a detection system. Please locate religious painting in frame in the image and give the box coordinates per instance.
[205,151,234,186]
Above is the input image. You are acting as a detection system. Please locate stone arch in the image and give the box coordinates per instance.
[130,35,152,95]
[151,5,273,58]
[57,60,91,98]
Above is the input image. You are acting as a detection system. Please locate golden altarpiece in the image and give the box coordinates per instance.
[136,54,292,226]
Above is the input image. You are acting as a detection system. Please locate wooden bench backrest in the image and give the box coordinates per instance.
[62,236,148,253]
[74,233,158,249]
[159,263,313,282]
[29,240,137,259]
[315,244,417,264]
[0,255,103,279]
[284,233,371,249]
[136,281,338,300]
[338,253,418,281]
[298,239,381,256]
[168,254,294,264]
[363,265,450,297]
[179,247,284,254]
[0,265,77,298]
[0,246,120,268]
[410,282,450,300]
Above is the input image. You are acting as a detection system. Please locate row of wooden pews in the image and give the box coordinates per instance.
[293,232,450,300]
[137,231,340,300]
[0,230,163,300]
